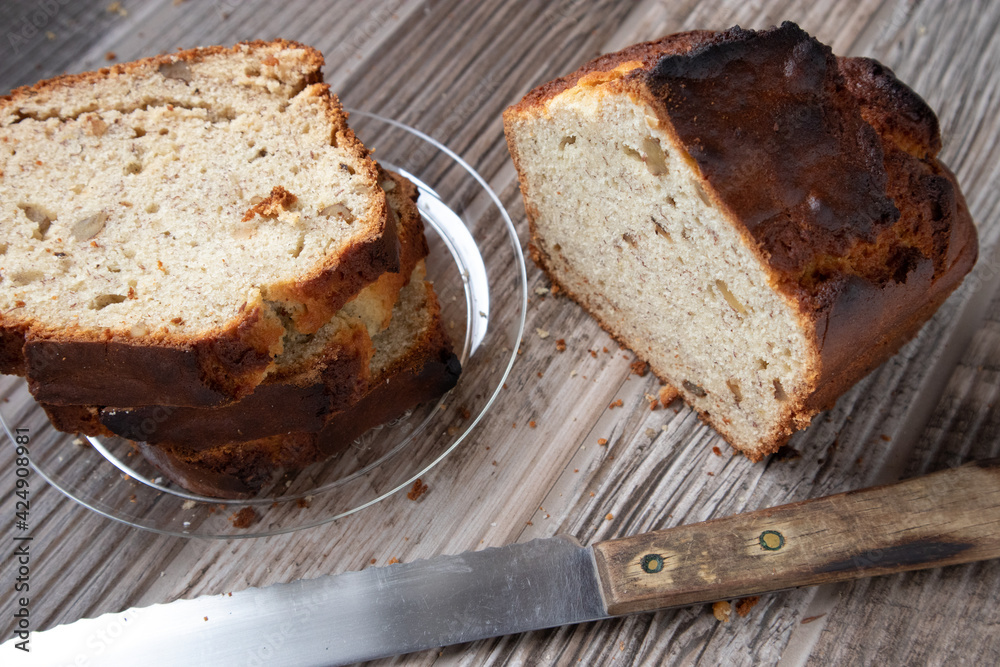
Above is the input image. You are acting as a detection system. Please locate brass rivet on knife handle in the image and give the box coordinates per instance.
[759,530,784,551]
[591,459,1000,617]
[640,554,665,573]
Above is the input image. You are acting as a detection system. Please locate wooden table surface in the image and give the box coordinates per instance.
[2,0,999,665]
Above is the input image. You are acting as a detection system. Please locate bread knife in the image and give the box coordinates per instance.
[5,459,999,666]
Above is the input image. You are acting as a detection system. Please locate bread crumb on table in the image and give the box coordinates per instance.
[713,600,732,622]
[230,507,257,528]
[658,385,679,405]
[406,478,429,501]
[736,596,760,617]
[773,445,801,462]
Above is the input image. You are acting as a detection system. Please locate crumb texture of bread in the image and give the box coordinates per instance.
[42,169,428,443]
[0,40,395,406]
[504,22,977,460]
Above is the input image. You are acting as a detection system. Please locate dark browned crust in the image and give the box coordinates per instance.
[133,436,322,500]
[133,282,461,499]
[1,40,394,407]
[43,404,112,438]
[643,24,903,279]
[514,30,716,110]
[44,170,427,441]
[26,302,285,407]
[49,322,372,443]
[0,39,324,107]
[0,322,27,376]
[838,56,942,159]
[506,22,978,460]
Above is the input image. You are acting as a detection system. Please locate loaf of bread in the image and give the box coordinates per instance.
[43,169,430,444]
[134,263,460,498]
[504,22,977,460]
[0,40,397,408]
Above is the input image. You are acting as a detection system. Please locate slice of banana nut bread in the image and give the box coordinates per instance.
[45,170,430,443]
[136,263,460,499]
[504,22,977,460]
[0,40,397,407]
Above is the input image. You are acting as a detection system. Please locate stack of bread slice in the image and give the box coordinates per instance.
[0,40,460,498]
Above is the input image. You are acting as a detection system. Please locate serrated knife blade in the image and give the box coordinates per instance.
[6,536,607,666]
[5,460,1000,666]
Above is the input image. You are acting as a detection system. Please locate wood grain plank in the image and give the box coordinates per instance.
[1,1,1000,666]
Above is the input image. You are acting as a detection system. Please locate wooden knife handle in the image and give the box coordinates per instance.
[592,459,1000,616]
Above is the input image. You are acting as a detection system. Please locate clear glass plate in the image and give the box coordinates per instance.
[0,111,527,538]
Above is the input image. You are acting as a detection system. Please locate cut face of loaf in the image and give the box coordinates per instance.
[504,23,977,460]
[45,173,429,444]
[0,40,396,406]
[136,265,460,499]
